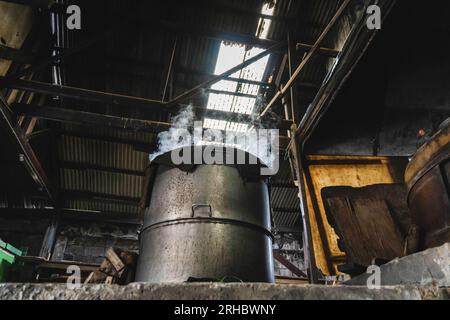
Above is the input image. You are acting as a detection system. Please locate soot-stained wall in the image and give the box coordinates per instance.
[51,221,139,264]
[306,1,450,156]
[0,217,49,256]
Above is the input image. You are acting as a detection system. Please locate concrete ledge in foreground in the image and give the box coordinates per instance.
[0,283,448,300]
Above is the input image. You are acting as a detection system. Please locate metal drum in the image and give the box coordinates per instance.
[135,146,274,283]
[405,120,450,249]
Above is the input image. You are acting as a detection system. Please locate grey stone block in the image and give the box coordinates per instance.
[346,243,450,287]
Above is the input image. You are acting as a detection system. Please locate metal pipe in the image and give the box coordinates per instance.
[0,94,54,201]
[13,103,172,133]
[258,0,351,119]
[296,42,340,57]
[166,41,286,108]
[2,78,165,109]
[162,36,177,102]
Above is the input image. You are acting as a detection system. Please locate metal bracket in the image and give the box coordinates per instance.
[191,204,212,218]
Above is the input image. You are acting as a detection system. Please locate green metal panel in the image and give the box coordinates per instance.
[0,241,27,282]
[0,249,15,282]
[0,240,25,256]
[0,248,15,264]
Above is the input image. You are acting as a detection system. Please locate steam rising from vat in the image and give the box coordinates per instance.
[149,104,196,161]
[149,104,280,175]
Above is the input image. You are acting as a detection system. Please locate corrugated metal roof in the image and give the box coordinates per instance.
[59,169,143,199]
[62,199,139,216]
[57,135,149,172]
[2,0,360,230]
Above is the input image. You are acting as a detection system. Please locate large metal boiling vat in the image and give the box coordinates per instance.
[135,146,274,283]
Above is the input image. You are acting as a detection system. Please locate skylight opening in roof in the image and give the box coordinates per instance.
[204,1,276,131]
[203,118,249,133]
[256,1,276,40]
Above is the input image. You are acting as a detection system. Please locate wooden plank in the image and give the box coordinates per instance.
[353,198,405,261]
[326,197,367,264]
[275,276,309,285]
[325,195,405,266]
[105,248,125,273]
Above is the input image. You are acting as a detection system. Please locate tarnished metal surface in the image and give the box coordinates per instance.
[135,157,274,283]
[408,164,450,248]
[405,124,450,191]
[406,121,450,249]
[137,222,273,283]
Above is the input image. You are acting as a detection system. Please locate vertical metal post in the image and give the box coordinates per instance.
[289,125,319,283]
[39,212,60,260]
[39,124,62,260]
[282,30,319,283]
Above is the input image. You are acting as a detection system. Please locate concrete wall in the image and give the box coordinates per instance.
[51,221,139,264]
[306,2,450,157]
[0,217,49,256]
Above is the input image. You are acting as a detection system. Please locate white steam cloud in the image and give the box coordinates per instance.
[148,103,280,175]
[149,104,196,161]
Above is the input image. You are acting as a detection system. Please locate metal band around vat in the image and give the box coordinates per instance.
[140,217,274,240]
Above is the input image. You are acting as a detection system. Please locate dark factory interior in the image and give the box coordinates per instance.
[0,0,449,301]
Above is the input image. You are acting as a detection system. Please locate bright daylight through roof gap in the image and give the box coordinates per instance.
[203,1,276,132]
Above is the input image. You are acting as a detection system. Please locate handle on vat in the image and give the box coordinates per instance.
[191,204,212,218]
